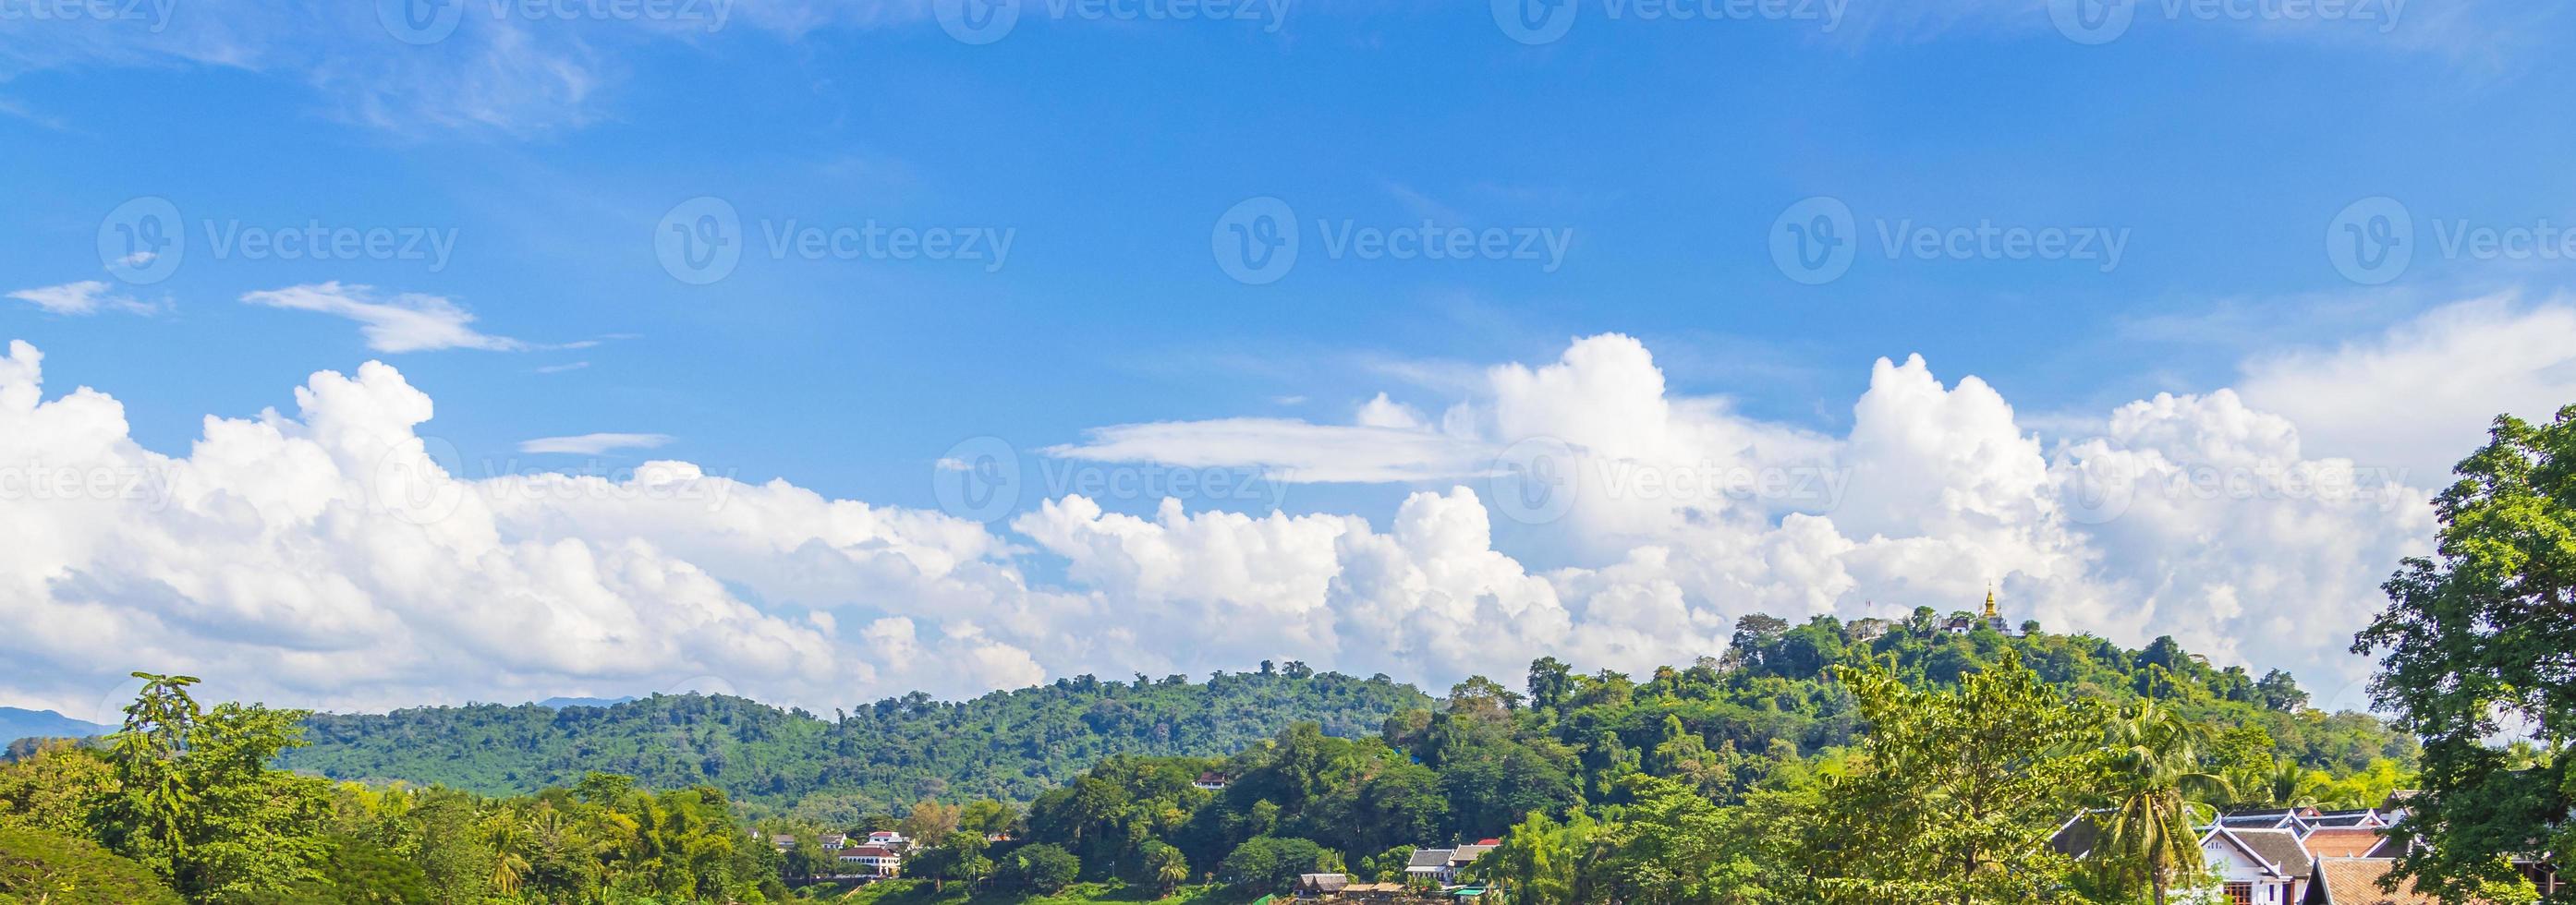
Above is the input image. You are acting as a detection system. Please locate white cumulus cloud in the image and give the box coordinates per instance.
[4,297,2553,717]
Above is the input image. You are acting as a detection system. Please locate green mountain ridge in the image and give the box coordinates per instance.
[273,619,2412,826]
[283,667,1430,816]
[0,707,114,748]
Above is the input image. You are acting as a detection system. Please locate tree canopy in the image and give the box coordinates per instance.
[2358,404,2576,902]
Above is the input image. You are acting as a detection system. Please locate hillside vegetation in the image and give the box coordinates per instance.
[3,621,2424,904]
[278,617,2408,828]
[283,667,1431,815]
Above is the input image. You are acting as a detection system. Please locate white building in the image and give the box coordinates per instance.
[2196,827,2313,905]
[836,845,901,876]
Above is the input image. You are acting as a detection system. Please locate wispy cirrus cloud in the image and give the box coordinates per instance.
[1044,416,1497,484]
[0,0,934,137]
[240,282,526,353]
[7,281,159,316]
[519,432,674,454]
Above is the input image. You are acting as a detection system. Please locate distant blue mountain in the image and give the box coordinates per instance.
[534,696,636,710]
[0,707,114,746]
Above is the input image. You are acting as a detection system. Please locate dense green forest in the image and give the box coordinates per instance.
[0,619,2427,903]
[279,617,2412,826]
[909,619,2427,905]
[281,667,1429,816]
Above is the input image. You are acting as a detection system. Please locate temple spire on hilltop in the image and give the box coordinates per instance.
[1946,582,2019,636]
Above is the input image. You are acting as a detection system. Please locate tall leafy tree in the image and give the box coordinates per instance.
[99,672,200,882]
[1821,650,2105,905]
[1466,809,1610,905]
[1592,775,1746,905]
[2357,406,2576,903]
[1001,842,1080,893]
[92,674,333,902]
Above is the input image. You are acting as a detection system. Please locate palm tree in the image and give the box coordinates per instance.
[483,808,531,897]
[2265,760,2325,808]
[2093,698,2232,905]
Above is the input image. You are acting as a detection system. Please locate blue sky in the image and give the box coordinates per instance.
[3,0,2574,714]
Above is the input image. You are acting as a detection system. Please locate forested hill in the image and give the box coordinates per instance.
[273,611,2415,827]
[281,668,1428,814]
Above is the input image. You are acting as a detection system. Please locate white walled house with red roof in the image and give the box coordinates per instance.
[2198,827,2315,905]
[836,845,901,876]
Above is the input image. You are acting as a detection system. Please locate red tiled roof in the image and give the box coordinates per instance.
[2304,827,2390,859]
[2308,857,2462,904]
